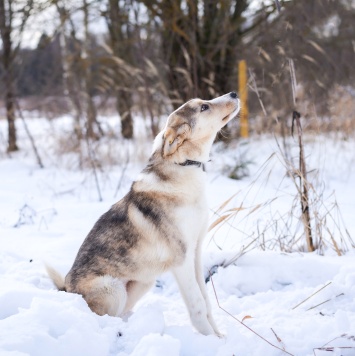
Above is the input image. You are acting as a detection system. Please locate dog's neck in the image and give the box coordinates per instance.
[178,159,206,171]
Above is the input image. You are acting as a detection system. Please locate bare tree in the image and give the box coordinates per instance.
[102,0,134,139]
[82,0,99,139]
[141,0,275,106]
[53,0,102,141]
[54,0,83,139]
[0,0,35,152]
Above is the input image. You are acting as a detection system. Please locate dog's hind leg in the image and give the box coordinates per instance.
[122,280,155,315]
[83,275,127,317]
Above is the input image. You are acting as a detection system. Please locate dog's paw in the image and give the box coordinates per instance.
[215,331,225,338]
[121,310,133,322]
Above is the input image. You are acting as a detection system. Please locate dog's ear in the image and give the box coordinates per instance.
[163,123,190,157]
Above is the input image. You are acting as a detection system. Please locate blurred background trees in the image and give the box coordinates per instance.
[0,0,354,151]
[0,0,40,151]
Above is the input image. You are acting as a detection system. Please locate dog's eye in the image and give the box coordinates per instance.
[201,104,209,112]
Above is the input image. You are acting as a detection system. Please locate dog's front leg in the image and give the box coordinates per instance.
[173,255,215,336]
[195,239,222,336]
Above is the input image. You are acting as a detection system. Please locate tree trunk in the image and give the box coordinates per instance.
[83,0,98,140]
[117,91,133,139]
[0,0,18,152]
[56,4,83,140]
[150,0,248,105]
[106,0,134,139]
[5,83,17,152]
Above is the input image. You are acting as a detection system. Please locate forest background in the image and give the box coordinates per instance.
[1,0,355,154]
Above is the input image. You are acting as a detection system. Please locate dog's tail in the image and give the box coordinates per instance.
[45,264,66,292]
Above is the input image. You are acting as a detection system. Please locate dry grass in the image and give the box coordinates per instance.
[328,85,355,136]
[250,84,355,139]
[208,131,354,258]
[48,114,153,171]
[313,334,355,355]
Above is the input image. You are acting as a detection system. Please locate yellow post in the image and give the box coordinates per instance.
[238,60,249,138]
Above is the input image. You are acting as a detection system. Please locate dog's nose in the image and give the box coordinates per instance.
[230,92,238,99]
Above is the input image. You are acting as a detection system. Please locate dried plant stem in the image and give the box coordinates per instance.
[15,100,44,168]
[314,333,355,354]
[313,346,355,355]
[85,137,102,202]
[114,151,130,198]
[271,327,286,350]
[291,281,332,310]
[274,0,281,13]
[248,69,267,117]
[306,293,344,311]
[210,272,294,356]
[292,111,315,252]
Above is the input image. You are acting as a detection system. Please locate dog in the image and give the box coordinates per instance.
[47,92,240,336]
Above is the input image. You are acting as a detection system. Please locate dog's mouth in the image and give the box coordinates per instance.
[222,107,239,122]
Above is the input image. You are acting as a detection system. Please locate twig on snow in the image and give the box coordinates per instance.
[271,327,286,351]
[306,293,344,311]
[313,334,355,355]
[313,346,355,355]
[209,271,294,356]
[291,281,332,310]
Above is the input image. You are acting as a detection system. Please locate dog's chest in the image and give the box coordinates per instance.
[174,194,208,243]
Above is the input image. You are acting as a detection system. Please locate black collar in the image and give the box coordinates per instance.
[178,159,206,171]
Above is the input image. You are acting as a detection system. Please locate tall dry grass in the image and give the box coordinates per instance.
[209,133,355,262]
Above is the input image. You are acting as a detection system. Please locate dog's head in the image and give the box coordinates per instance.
[156,92,240,163]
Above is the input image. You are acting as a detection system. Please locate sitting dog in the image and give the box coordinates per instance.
[47,92,240,336]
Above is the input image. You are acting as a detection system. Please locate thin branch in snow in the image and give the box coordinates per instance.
[291,281,332,310]
[271,328,286,351]
[209,271,294,356]
[306,293,344,311]
[313,334,355,356]
[313,347,355,355]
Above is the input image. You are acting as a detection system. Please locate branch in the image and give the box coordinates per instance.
[15,100,44,168]
[210,271,294,355]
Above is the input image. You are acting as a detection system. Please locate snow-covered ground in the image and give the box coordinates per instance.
[0,116,355,355]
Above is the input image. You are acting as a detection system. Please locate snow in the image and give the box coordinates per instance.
[1,116,355,355]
